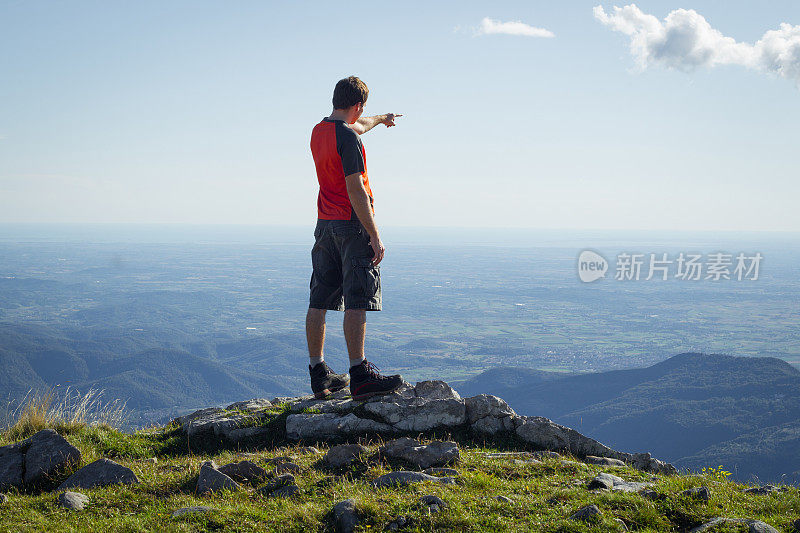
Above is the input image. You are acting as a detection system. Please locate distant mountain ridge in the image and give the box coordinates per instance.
[453,352,800,483]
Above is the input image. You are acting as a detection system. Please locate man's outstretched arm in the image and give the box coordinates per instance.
[350,113,403,135]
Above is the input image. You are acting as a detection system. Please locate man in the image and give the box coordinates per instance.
[306,75,404,401]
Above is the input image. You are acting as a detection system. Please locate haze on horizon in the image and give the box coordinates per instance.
[1,1,799,232]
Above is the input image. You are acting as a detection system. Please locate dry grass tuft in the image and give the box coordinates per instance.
[1,386,128,442]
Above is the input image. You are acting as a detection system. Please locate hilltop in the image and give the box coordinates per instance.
[455,352,800,484]
[1,380,798,532]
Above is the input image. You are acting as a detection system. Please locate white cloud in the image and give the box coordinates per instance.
[594,4,800,86]
[476,17,554,38]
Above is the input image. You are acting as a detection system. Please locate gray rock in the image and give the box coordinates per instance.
[0,429,81,490]
[226,399,272,411]
[532,451,562,459]
[465,394,515,423]
[272,462,302,475]
[286,413,394,440]
[495,495,512,503]
[363,397,466,432]
[0,444,23,491]
[325,444,369,467]
[413,381,461,400]
[195,460,241,495]
[690,518,778,533]
[588,473,652,492]
[585,456,626,467]
[172,506,215,517]
[386,516,412,531]
[379,438,459,469]
[570,504,602,521]
[257,474,295,496]
[515,416,676,474]
[419,494,447,513]
[56,491,89,511]
[333,499,359,533]
[423,467,459,476]
[373,471,457,488]
[217,460,268,483]
[744,485,779,495]
[57,458,138,490]
[464,394,516,434]
[298,446,321,454]
[641,489,667,501]
[682,486,710,502]
[270,484,300,498]
[748,521,779,533]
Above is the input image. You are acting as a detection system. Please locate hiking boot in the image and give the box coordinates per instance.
[349,360,404,401]
[309,361,350,399]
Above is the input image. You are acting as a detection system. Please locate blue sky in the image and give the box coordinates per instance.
[1,1,799,231]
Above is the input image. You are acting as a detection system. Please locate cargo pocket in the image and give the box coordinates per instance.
[351,256,380,299]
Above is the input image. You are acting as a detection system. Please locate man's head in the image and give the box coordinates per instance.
[332,76,368,124]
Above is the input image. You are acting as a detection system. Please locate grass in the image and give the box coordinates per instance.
[1,390,799,532]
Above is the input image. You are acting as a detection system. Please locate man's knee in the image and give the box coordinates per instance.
[307,308,327,321]
[343,308,366,320]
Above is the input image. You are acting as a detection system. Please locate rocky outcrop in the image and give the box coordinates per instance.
[0,429,81,490]
[171,380,676,474]
[379,438,459,469]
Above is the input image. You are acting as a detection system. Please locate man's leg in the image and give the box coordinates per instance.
[343,309,366,366]
[306,308,327,365]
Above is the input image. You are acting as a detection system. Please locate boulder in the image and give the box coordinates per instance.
[690,518,779,533]
[257,474,295,496]
[56,491,88,511]
[379,438,459,469]
[465,394,516,435]
[0,429,81,490]
[217,460,268,483]
[195,460,241,495]
[286,413,393,440]
[681,486,710,502]
[325,444,369,468]
[57,458,138,490]
[570,504,602,521]
[333,499,359,533]
[362,397,465,432]
[226,399,272,412]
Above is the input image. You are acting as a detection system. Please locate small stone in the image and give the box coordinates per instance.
[585,456,626,467]
[257,473,296,496]
[172,506,214,517]
[266,455,293,464]
[298,446,320,454]
[333,499,359,533]
[325,444,369,468]
[744,485,778,495]
[270,484,300,498]
[272,462,302,475]
[386,515,411,531]
[495,495,512,503]
[570,504,601,521]
[57,491,89,511]
[532,451,561,459]
[588,472,621,490]
[373,471,457,488]
[196,460,241,495]
[641,489,667,501]
[146,457,158,464]
[681,486,710,502]
[419,494,447,513]
[218,460,268,483]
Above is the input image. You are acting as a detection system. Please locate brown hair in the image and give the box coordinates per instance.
[332,76,368,110]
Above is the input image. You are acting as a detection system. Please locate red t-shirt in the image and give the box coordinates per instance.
[310,117,374,220]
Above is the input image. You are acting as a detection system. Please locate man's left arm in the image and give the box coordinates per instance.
[350,113,403,135]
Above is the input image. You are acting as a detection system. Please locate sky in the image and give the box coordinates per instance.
[1,1,799,232]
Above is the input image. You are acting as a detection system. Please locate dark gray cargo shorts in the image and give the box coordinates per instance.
[309,218,381,311]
